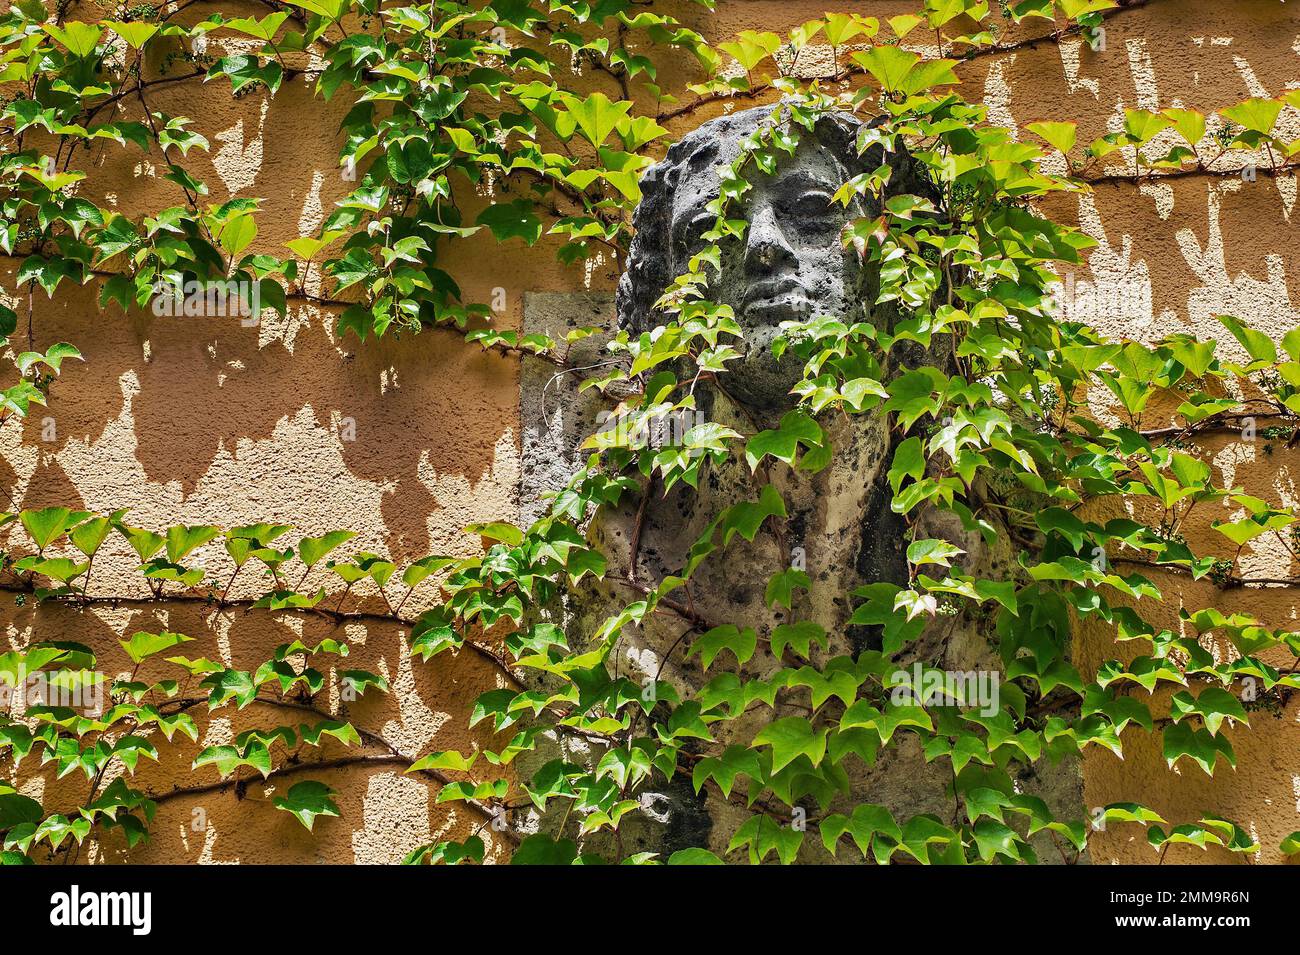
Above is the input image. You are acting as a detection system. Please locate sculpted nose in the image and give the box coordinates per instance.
[745,203,797,274]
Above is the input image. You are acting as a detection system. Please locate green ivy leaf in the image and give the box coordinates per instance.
[475,200,542,245]
[687,625,757,669]
[120,631,194,664]
[297,530,357,567]
[273,780,341,831]
[752,717,827,774]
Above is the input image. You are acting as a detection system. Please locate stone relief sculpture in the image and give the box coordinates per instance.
[519,103,1080,860]
[616,107,879,410]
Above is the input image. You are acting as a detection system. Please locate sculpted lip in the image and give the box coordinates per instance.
[742,276,807,311]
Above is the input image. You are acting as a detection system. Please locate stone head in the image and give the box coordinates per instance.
[616,104,890,409]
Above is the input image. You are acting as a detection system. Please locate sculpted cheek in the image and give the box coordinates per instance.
[800,250,848,308]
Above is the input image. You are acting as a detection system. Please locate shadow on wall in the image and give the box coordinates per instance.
[1,599,513,864]
[955,0,1300,864]
[4,30,525,560]
[1078,428,1300,864]
[0,0,541,866]
[5,0,1300,864]
[5,269,520,561]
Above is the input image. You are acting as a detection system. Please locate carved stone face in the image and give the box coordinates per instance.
[617,105,873,409]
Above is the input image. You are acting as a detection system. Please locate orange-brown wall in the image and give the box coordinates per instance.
[2,0,1298,862]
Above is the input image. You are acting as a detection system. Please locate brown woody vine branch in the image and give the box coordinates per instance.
[0,581,524,686]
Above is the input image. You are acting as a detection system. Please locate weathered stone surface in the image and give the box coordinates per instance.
[618,105,884,411]
[520,103,1082,862]
[519,291,619,526]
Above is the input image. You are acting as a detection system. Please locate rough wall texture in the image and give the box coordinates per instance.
[3,0,1299,863]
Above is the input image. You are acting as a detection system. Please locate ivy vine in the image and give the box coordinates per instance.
[2,0,1299,865]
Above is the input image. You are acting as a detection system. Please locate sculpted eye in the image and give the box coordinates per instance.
[675,210,715,250]
[789,190,835,218]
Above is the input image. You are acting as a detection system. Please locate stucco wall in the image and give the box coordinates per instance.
[3,0,1298,863]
